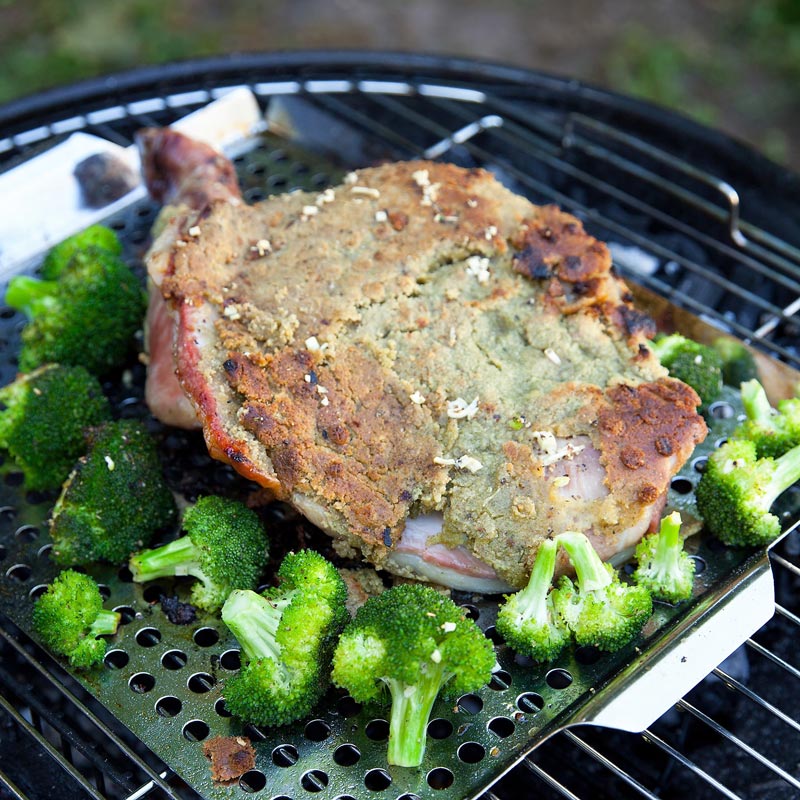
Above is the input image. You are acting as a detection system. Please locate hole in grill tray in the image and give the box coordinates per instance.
[427,718,453,740]
[488,716,515,738]
[364,768,391,791]
[36,543,51,559]
[5,563,30,582]
[129,672,155,693]
[135,627,161,647]
[690,555,708,574]
[113,605,135,624]
[104,649,129,670]
[187,672,215,693]
[670,477,694,494]
[117,565,133,582]
[193,627,219,647]
[0,545,5,562]
[460,603,479,620]
[575,645,602,665]
[333,743,360,766]
[97,583,111,600]
[489,669,512,690]
[5,472,24,487]
[484,625,503,644]
[396,795,421,800]
[161,649,187,670]
[182,719,209,741]
[272,744,299,767]
[337,694,361,717]
[709,401,735,419]
[301,769,329,792]
[214,698,232,717]
[220,648,241,670]
[517,692,544,713]
[692,456,708,473]
[239,770,267,793]
[365,719,389,741]
[427,767,454,790]
[546,668,573,689]
[155,696,182,717]
[457,693,483,714]
[304,719,331,741]
[142,584,165,603]
[458,742,485,763]
[28,584,47,600]
[14,524,38,542]
[24,489,52,505]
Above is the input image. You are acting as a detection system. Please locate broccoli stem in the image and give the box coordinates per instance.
[221,589,292,664]
[557,532,611,593]
[741,380,772,424]
[88,609,121,638]
[653,511,682,575]
[385,668,450,768]
[130,536,203,581]
[513,538,557,625]
[4,276,58,318]
[767,443,800,507]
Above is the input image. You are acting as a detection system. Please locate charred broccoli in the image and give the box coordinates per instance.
[130,496,268,612]
[633,511,695,603]
[50,420,176,565]
[221,550,348,727]
[0,364,111,490]
[695,438,800,546]
[651,333,723,410]
[495,538,569,662]
[32,569,120,669]
[732,379,800,458]
[551,532,652,652]
[5,244,145,374]
[712,337,758,386]
[40,225,122,280]
[332,583,495,767]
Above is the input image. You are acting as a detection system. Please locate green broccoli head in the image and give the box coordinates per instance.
[695,438,800,547]
[496,538,570,662]
[6,245,145,375]
[551,532,652,652]
[712,337,758,387]
[40,225,122,280]
[332,583,495,767]
[633,511,695,603]
[221,550,349,727]
[31,569,120,669]
[733,379,800,459]
[0,364,111,490]
[651,334,723,409]
[50,420,176,565]
[129,495,268,612]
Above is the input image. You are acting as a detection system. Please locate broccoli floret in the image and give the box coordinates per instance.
[551,532,652,652]
[633,511,695,603]
[129,495,268,612]
[40,225,122,280]
[50,420,176,565]
[32,569,120,669]
[695,438,800,546]
[332,583,495,768]
[651,333,723,410]
[0,364,111,490]
[495,538,569,662]
[5,245,145,374]
[221,550,348,727]
[732,379,800,458]
[713,337,758,387]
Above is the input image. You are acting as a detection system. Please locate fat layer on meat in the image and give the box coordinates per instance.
[143,136,707,589]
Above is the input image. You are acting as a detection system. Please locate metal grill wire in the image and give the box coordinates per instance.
[0,65,798,800]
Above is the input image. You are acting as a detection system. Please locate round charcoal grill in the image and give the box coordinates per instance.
[0,53,799,800]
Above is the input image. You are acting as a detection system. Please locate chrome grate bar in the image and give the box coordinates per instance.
[562,729,661,799]
[523,756,584,800]
[746,638,800,680]
[676,699,800,791]
[0,768,28,800]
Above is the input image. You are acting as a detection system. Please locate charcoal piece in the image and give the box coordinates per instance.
[159,594,197,625]
[74,152,138,208]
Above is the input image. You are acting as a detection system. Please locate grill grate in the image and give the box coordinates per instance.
[0,55,799,800]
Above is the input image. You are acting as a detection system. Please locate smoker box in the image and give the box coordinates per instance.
[0,53,799,800]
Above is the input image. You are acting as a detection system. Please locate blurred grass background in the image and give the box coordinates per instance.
[0,0,797,169]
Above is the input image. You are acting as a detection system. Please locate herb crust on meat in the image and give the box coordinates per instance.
[143,139,707,590]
